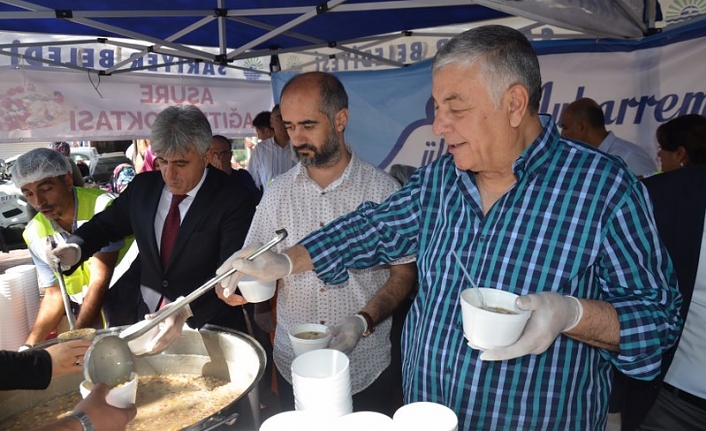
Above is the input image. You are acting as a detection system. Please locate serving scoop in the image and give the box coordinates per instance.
[83,229,288,387]
[83,335,134,388]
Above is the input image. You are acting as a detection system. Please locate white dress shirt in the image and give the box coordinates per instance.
[664,208,706,398]
[599,132,658,177]
[244,151,414,393]
[245,137,296,190]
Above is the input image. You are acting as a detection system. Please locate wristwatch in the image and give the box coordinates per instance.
[67,411,96,431]
[356,311,375,338]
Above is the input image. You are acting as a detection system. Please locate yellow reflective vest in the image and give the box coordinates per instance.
[23,187,132,298]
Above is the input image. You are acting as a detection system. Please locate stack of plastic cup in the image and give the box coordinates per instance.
[291,349,352,418]
[336,411,394,430]
[393,402,458,431]
[6,265,40,329]
[0,272,29,350]
[259,410,327,431]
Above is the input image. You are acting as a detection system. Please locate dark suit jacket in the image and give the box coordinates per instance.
[68,166,257,329]
[621,164,706,430]
[0,349,52,390]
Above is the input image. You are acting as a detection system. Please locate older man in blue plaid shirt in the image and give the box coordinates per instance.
[219,25,682,430]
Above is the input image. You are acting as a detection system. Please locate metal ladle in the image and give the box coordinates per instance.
[49,236,76,331]
[451,250,490,311]
[83,229,288,388]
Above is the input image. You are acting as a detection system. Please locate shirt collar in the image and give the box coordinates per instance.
[453,114,560,183]
[163,166,208,199]
[598,131,617,152]
[294,148,358,191]
[511,114,561,182]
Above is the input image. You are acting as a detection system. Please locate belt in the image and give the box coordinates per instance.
[663,383,706,410]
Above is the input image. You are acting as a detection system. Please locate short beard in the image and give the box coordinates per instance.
[295,125,343,168]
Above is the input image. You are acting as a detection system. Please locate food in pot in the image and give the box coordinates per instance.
[0,374,243,431]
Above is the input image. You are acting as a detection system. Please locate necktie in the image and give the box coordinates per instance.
[160,194,187,267]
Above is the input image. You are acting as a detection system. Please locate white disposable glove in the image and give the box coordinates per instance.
[130,298,193,356]
[327,315,366,355]
[480,292,583,361]
[46,242,81,271]
[253,302,275,333]
[216,243,292,297]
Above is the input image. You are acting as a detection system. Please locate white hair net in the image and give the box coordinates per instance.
[11,147,72,188]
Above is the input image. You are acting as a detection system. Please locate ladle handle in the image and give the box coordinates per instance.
[51,235,76,331]
[120,229,288,341]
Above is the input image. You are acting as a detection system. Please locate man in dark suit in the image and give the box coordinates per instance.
[50,105,258,354]
[619,164,706,430]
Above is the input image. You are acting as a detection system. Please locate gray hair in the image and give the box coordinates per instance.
[281,72,348,124]
[150,105,212,158]
[11,147,71,188]
[432,25,542,113]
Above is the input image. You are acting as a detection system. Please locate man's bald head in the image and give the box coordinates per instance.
[560,98,608,148]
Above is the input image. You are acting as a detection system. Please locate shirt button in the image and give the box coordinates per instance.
[319,222,325,227]
[162,280,169,288]
[319,288,325,293]
[320,320,325,325]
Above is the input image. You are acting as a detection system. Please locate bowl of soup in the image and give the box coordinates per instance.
[459,288,530,350]
[288,323,331,357]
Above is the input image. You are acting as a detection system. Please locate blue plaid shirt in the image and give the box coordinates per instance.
[300,117,682,430]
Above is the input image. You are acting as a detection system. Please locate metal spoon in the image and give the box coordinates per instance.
[451,250,490,311]
[84,229,289,387]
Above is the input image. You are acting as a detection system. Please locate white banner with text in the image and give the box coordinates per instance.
[0,68,273,142]
[273,33,706,170]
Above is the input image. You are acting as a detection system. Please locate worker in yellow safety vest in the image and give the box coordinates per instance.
[12,148,133,349]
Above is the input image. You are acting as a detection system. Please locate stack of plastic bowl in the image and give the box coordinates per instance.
[259,410,327,431]
[392,402,458,431]
[6,265,40,329]
[291,349,352,418]
[336,411,394,430]
[0,272,28,350]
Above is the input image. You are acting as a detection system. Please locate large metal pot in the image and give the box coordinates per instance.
[0,324,266,430]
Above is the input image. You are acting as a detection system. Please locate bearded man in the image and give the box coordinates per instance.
[216,71,416,415]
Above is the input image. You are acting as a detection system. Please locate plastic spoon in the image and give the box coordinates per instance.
[451,250,489,311]
[83,229,289,387]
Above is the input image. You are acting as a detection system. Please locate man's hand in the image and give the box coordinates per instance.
[327,315,366,355]
[216,243,292,296]
[215,283,248,306]
[131,298,193,355]
[480,292,583,361]
[46,339,92,377]
[46,242,81,271]
[74,383,137,431]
